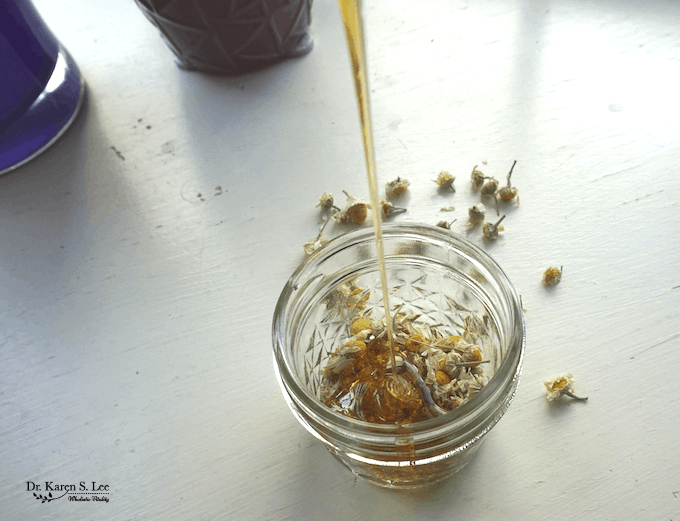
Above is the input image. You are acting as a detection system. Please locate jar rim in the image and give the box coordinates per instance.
[273,222,525,439]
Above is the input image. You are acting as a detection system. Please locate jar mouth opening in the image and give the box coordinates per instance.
[273,222,526,435]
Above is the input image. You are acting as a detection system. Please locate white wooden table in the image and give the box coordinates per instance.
[2,0,679,519]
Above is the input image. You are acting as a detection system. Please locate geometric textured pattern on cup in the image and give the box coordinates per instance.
[134,0,313,74]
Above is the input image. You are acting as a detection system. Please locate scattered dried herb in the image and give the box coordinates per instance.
[434,171,455,192]
[320,292,492,424]
[470,165,485,190]
[380,200,406,217]
[497,160,519,202]
[482,215,506,240]
[466,203,486,230]
[385,177,410,198]
[544,373,587,401]
[543,266,563,286]
[436,219,456,230]
[334,190,371,224]
[316,192,336,211]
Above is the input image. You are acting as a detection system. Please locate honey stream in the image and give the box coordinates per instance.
[334,0,432,423]
[336,0,396,368]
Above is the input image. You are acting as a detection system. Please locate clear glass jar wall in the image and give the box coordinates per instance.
[273,223,525,488]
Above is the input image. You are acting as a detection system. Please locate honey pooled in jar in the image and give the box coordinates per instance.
[323,328,429,424]
[319,302,492,424]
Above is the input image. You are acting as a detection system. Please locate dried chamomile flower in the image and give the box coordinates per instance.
[543,266,563,286]
[334,190,371,224]
[322,280,371,320]
[434,171,455,192]
[344,284,370,310]
[544,373,588,401]
[324,352,354,375]
[320,310,495,421]
[480,177,499,196]
[482,215,505,240]
[385,177,410,198]
[467,375,487,398]
[470,165,485,190]
[440,352,463,379]
[498,186,518,202]
[461,344,483,364]
[436,219,456,230]
[434,335,465,351]
[303,211,333,256]
[350,317,373,336]
[303,236,329,256]
[435,370,451,385]
[497,160,519,202]
[440,206,456,212]
[462,314,487,342]
[380,200,406,218]
[497,186,518,201]
[343,338,367,353]
[319,378,341,403]
[466,203,486,230]
[316,192,335,211]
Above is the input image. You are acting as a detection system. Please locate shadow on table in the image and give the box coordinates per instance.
[171,48,338,198]
[0,91,145,292]
[174,55,311,156]
[279,431,492,517]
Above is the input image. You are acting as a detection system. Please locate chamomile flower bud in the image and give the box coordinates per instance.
[498,160,519,201]
[337,190,371,224]
[542,266,563,286]
[480,178,499,196]
[350,317,373,336]
[441,352,463,379]
[466,203,486,230]
[385,177,410,198]
[482,215,505,240]
[380,200,406,218]
[436,220,456,230]
[471,165,485,190]
[316,192,335,210]
[434,171,455,192]
[544,373,587,401]
[346,204,369,224]
[498,186,518,200]
[435,370,451,386]
[461,344,483,364]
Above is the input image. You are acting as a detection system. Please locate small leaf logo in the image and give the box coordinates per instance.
[33,491,63,503]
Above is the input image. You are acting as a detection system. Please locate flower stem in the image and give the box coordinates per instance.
[563,390,588,401]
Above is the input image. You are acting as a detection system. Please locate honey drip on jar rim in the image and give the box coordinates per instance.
[335,0,426,422]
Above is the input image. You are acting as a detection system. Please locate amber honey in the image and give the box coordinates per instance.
[324,321,433,424]
[329,0,429,423]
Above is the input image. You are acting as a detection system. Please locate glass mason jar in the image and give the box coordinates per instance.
[273,223,525,488]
